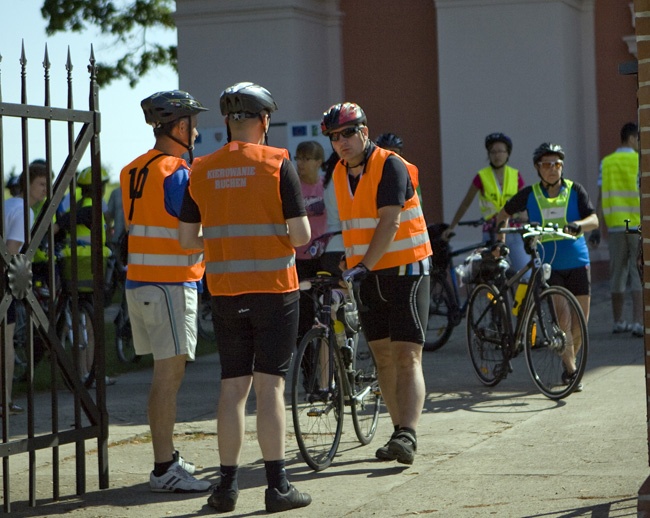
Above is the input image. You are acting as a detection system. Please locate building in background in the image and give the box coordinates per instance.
[175,0,637,240]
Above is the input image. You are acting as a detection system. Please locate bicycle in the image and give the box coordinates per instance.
[425,218,490,351]
[466,223,588,399]
[291,273,381,471]
[113,281,140,364]
[19,258,99,388]
[196,279,216,342]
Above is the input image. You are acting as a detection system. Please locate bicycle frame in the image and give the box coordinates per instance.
[485,225,577,353]
[300,275,358,399]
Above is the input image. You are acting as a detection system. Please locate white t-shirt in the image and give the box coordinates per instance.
[4,197,34,246]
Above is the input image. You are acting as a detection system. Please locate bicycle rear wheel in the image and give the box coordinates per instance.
[466,283,509,386]
[424,273,455,351]
[197,296,216,342]
[291,327,344,471]
[59,299,96,388]
[115,306,140,364]
[349,334,381,445]
[523,286,588,400]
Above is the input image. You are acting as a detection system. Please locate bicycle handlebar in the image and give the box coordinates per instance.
[624,219,641,235]
[457,218,486,228]
[298,273,355,299]
[500,223,577,241]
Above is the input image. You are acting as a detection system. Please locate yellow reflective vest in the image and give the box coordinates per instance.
[601,150,640,230]
[478,165,519,220]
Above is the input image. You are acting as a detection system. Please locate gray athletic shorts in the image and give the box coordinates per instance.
[126,284,198,361]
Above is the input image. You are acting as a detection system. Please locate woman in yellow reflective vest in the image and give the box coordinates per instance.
[443,133,528,272]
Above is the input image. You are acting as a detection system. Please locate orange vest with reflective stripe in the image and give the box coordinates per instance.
[120,150,204,283]
[333,147,432,270]
[189,141,299,296]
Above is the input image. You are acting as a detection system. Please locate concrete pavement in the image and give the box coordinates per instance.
[2,280,649,517]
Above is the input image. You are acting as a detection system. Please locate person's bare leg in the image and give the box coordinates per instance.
[4,324,16,404]
[217,376,253,465]
[611,292,625,323]
[149,354,187,463]
[369,338,397,425]
[632,290,643,325]
[253,372,286,460]
[391,341,425,430]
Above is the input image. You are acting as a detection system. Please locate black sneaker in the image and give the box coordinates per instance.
[387,429,417,465]
[207,484,238,513]
[265,484,312,513]
[375,430,398,461]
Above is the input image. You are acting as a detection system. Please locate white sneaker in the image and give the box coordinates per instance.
[149,462,211,493]
[632,322,644,337]
[612,321,631,334]
[173,450,196,474]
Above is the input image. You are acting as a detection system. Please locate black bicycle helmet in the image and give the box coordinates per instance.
[533,143,565,164]
[485,133,513,154]
[219,82,278,116]
[321,103,367,135]
[375,133,403,151]
[141,90,208,127]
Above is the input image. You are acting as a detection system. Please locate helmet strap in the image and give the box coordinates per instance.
[164,116,195,163]
[538,173,561,190]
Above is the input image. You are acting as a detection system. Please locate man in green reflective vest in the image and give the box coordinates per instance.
[592,122,642,336]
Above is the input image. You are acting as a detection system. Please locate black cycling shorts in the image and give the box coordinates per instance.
[358,274,430,344]
[212,291,299,379]
[548,265,591,297]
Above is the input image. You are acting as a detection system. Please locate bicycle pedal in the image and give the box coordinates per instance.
[307,408,324,417]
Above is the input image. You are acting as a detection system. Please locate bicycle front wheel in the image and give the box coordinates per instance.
[424,274,455,351]
[291,327,344,471]
[466,283,510,386]
[349,334,381,445]
[523,286,588,400]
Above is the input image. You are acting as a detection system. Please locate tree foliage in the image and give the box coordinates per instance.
[41,0,177,87]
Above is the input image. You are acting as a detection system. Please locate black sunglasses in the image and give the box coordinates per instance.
[329,126,362,142]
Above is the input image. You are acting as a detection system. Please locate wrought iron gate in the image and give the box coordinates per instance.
[0,43,109,512]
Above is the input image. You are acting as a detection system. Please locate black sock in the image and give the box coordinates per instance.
[219,464,239,492]
[153,458,175,477]
[265,459,289,493]
[393,424,400,433]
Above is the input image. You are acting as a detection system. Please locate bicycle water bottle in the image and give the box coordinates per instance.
[333,319,347,349]
[512,282,527,316]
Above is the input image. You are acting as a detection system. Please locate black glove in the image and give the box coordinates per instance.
[588,228,601,245]
[490,240,509,258]
[342,262,369,283]
[564,222,582,236]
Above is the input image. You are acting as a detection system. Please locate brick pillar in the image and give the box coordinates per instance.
[637,0,650,514]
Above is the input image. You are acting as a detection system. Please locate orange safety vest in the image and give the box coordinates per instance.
[189,141,299,296]
[120,150,204,283]
[333,147,432,270]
